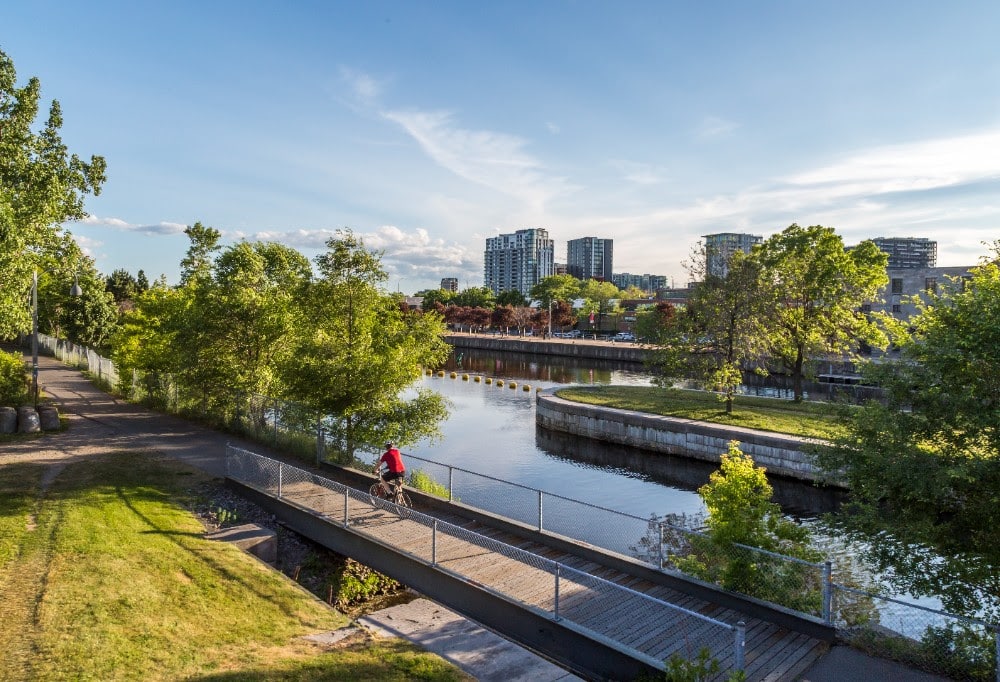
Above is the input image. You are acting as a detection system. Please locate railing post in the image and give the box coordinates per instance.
[448,466,454,502]
[538,490,543,532]
[554,564,561,621]
[343,488,349,527]
[273,398,279,445]
[658,521,665,570]
[316,417,324,466]
[432,520,438,566]
[822,561,833,625]
[994,625,999,682]
[734,621,746,672]
[277,463,283,499]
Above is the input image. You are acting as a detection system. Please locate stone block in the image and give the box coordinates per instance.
[0,406,16,433]
[17,406,40,433]
[38,405,61,431]
[206,523,277,564]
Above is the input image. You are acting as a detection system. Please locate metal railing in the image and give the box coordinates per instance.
[226,445,746,674]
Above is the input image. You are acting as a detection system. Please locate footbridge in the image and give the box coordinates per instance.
[226,446,833,681]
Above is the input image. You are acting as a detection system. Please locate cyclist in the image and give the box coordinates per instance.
[375,441,405,496]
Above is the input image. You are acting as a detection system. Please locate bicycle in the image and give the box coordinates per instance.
[369,477,412,512]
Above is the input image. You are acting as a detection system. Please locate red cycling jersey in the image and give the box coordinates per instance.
[379,447,405,474]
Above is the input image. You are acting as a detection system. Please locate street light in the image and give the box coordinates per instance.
[548,299,554,337]
[31,270,82,406]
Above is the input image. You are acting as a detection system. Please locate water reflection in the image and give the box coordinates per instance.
[442,347,653,386]
[536,427,844,518]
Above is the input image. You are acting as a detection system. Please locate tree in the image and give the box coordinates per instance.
[674,441,820,611]
[495,289,527,307]
[578,279,621,331]
[819,247,1000,616]
[279,230,450,459]
[419,288,454,311]
[530,274,580,307]
[179,222,222,286]
[452,286,495,309]
[648,251,770,413]
[106,269,139,304]
[0,48,106,339]
[756,224,888,400]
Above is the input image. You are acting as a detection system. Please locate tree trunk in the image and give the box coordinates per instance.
[793,348,804,402]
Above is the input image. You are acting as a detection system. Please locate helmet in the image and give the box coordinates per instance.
[385,442,394,449]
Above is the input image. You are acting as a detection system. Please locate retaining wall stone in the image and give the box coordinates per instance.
[536,391,841,485]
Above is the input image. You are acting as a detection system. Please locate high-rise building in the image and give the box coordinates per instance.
[870,237,937,268]
[703,232,762,278]
[567,237,613,282]
[484,228,555,297]
[440,277,458,292]
[612,272,668,293]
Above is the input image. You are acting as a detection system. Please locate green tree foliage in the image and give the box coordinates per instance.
[279,229,450,458]
[418,288,454,311]
[577,279,621,329]
[495,289,527,307]
[820,246,1000,618]
[106,269,139,304]
[649,252,770,413]
[529,274,580,306]
[674,442,821,612]
[0,48,106,339]
[756,224,888,400]
[178,222,221,286]
[451,286,495,309]
[113,230,311,413]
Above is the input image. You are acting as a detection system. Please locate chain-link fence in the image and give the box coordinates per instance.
[832,585,999,681]
[37,341,1000,679]
[226,445,746,675]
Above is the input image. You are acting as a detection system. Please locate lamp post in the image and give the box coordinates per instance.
[31,269,82,407]
[548,299,554,337]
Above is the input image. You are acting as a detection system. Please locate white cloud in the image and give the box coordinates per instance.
[77,216,187,236]
[382,109,575,209]
[339,66,383,105]
[696,116,739,139]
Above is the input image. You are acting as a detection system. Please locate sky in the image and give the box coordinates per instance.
[5,1,1000,293]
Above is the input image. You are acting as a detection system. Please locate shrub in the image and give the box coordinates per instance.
[0,351,28,406]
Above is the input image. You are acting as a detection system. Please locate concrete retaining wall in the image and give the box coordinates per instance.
[536,391,838,485]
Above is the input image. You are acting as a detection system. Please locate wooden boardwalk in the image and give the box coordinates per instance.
[268,473,829,681]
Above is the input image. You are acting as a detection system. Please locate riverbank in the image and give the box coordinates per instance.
[445,332,649,364]
[536,389,840,485]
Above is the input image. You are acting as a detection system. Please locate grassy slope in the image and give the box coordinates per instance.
[0,453,469,682]
[555,385,849,441]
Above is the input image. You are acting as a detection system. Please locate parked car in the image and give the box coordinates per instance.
[612,332,635,342]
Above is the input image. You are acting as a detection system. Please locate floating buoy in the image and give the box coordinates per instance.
[523,385,531,391]
[509,382,517,389]
[474,376,481,383]
[462,374,469,381]
[450,372,457,378]
[426,369,432,375]
[497,380,504,387]
[485,377,493,384]
[437,370,445,377]
[536,387,542,393]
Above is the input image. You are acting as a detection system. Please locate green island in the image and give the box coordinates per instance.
[554,385,850,441]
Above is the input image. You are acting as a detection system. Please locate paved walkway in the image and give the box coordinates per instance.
[0,354,952,681]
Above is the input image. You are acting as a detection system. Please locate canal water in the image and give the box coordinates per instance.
[402,347,842,522]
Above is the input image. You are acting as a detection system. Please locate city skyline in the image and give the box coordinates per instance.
[6,2,1000,293]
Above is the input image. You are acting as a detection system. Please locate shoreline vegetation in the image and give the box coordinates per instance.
[554,385,849,442]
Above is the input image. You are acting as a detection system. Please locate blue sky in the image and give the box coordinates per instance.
[6,1,999,292]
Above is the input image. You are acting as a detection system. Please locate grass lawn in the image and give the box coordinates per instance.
[0,453,470,682]
[555,385,850,441]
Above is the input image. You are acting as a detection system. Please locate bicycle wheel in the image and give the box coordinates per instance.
[369,482,387,503]
[394,489,412,518]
